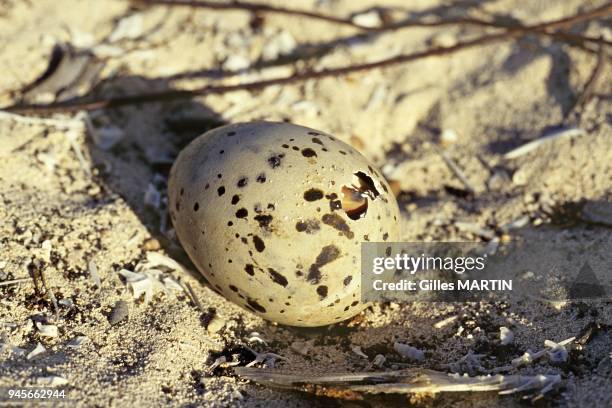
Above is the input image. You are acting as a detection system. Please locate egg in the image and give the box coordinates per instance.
[168,122,399,326]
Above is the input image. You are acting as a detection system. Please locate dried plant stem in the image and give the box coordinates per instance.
[139,0,611,47]
[0,277,32,287]
[435,147,477,194]
[4,4,611,114]
[567,44,606,117]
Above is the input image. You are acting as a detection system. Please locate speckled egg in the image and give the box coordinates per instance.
[168,122,399,326]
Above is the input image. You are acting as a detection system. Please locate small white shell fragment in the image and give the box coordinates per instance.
[88,260,101,288]
[143,252,187,273]
[440,129,458,145]
[36,322,59,338]
[34,375,68,387]
[27,342,46,360]
[245,349,287,368]
[91,43,125,58]
[108,13,144,42]
[512,350,537,367]
[393,342,425,361]
[23,319,34,332]
[119,265,182,302]
[545,338,573,363]
[119,269,154,301]
[351,345,368,359]
[39,241,52,262]
[500,326,514,345]
[352,10,382,27]
[118,269,143,282]
[59,298,74,308]
[129,277,154,302]
[372,354,386,367]
[69,28,95,48]
[512,168,528,186]
[37,153,57,171]
[223,54,250,71]
[434,315,458,329]
[444,351,487,375]
[262,30,297,60]
[247,332,268,345]
[207,356,227,372]
[66,336,88,348]
[161,276,183,292]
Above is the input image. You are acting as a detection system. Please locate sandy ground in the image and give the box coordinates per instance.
[0,0,611,406]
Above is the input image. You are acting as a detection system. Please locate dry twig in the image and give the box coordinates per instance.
[0,277,32,287]
[566,44,607,117]
[3,3,611,114]
[138,0,611,47]
[434,146,477,194]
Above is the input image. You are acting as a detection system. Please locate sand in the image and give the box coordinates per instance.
[0,0,610,406]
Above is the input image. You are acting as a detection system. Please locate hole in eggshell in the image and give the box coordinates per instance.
[341,171,380,220]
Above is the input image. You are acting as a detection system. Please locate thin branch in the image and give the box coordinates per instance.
[133,0,365,29]
[139,0,612,47]
[0,277,32,287]
[567,44,606,117]
[4,4,611,115]
[435,146,477,194]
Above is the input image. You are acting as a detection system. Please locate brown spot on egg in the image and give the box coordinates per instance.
[268,153,284,168]
[252,236,265,252]
[254,214,273,231]
[307,245,341,284]
[295,219,320,233]
[316,285,328,299]
[244,264,255,276]
[237,177,248,187]
[303,188,324,201]
[247,298,266,313]
[267,268,288,287]
[322,213,354,239]
[302,148,317,158]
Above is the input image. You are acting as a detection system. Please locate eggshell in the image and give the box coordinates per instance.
[169,121,399,326]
